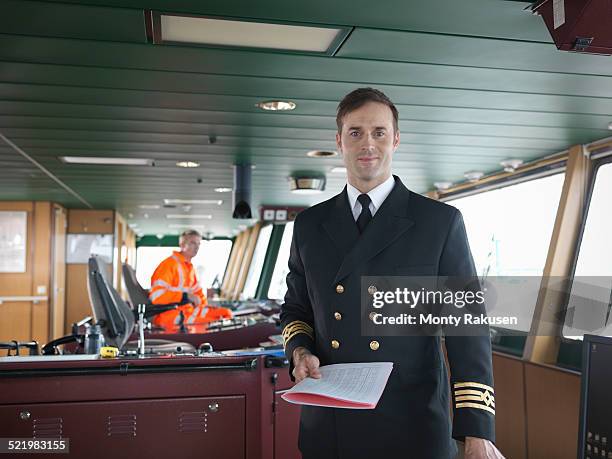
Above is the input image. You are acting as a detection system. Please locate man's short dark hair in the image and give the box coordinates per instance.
[336,87,399,134]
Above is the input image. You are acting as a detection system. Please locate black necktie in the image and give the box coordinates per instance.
[356,194,372,233]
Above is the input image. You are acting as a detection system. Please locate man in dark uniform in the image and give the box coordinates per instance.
[280,88,504,458]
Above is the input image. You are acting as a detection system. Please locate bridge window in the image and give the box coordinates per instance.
[267,222,294,300]
[135,239,232,292]
[446,172,565,338]
[563,160,612,339]
[242,224,273,300]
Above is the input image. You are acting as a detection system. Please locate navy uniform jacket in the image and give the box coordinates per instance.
[280,176,495,459]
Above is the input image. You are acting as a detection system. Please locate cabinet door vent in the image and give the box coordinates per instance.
[33,417,63,438]
[179,411,208,433]
[107,415,137,437]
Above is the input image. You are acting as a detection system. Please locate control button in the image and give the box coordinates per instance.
[370,340,380,351]
[368,285,377,295]
[331,340,340,349]
[369,312,378,321]
[336,284,345,294]
[334,312,342,321]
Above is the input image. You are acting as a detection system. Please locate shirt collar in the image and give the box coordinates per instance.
[346,175,395,215]
[173,251,190,265]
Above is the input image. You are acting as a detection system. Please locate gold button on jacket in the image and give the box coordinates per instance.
[334,312,342,321]
[368,285,377,295]
[369,340,380,351]
[336,284,344,294]
[331,339,340,349]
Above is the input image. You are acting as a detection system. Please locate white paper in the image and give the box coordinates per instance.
[282,362,393,408]
[553,0,565,29]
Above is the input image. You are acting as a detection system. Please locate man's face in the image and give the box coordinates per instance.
[180,235,201,259]
[336,101,400,188]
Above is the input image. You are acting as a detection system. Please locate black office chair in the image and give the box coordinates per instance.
[122,262,187,321]
[88,256,195,354]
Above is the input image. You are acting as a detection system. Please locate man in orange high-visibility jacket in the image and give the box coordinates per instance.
[149,229,232,329]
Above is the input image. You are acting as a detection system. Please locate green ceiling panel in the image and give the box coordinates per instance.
[339,28,612,76]
[0,0,610,235]
[1,101,610,131]
[35,0,551,42]
[1,0,146,42]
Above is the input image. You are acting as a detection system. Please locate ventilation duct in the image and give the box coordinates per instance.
[232,164,252,219]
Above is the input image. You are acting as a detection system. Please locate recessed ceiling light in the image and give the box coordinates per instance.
[158,14,346,53]
[128,223,139,229]
[330,166,347,174]
[464,171,484,182]
[143,213,149,219]
[433,181,453,191]
[59,156,154,166]
[166,214,212,219]
[500,159,524,173]
[214,187,232,193]
[289,176,326,194]
[307,150,337,158]
[163,199,222,206]
[138,204,161,210]
[176,161,200,168]
[256,100,296,111]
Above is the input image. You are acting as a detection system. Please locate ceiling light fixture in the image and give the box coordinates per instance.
[59,156,154,166]
[289,176,326,194]
[214,187,232,193]
[464,171,484,182]
[500,159,524,173]
[166,214,212,219]
[330,166,347,174]
[176,161,200,168]
[433,181,453,191]
[168,224,207,230]
[163,199,222,206]
[138,204,161,210]
[157,14,347,54]
[256,100,296,111]
[307,150,337,158]
[608,122,612,130]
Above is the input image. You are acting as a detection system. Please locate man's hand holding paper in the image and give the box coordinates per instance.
[283,361,394,409]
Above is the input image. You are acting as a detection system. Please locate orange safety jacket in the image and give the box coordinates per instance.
[149,251,232,329]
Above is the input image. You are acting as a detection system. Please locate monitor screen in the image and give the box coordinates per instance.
[579,335,612,459]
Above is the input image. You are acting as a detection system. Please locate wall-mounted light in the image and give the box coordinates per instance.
[464,171,484,182]
[176,161,200,168]
[433,181,453,191]
[256,100,296,111]
[166,214,212,219]
[60,156,153,166]
[500,158,524,173]
[289,176,326,194]
[163,199,222,205]
[307,150,337,158]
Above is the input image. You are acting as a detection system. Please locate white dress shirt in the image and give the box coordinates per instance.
[346,175,395,222]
